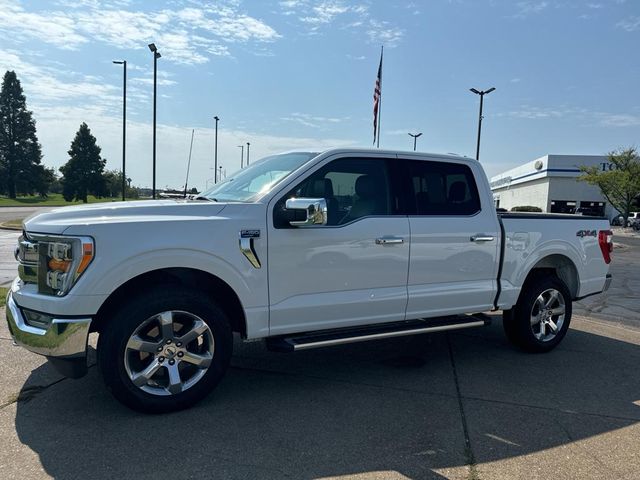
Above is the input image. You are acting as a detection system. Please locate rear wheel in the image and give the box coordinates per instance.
[503,274,572,353]
[97,288,232,413]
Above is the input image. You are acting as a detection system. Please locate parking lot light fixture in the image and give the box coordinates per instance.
[408,132,422,151]
[469,87,495,161]
[148,43,161,198]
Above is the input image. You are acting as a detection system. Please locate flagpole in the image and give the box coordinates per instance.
[376,45,383,148]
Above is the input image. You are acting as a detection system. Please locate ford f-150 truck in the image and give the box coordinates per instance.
[6,148,613,412]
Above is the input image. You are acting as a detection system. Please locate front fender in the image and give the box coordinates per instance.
[77,248,263,310]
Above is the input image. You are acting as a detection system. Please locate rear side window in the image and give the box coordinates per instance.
[407,160,481,216]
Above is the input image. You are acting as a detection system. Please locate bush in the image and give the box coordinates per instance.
[511,205,543,212]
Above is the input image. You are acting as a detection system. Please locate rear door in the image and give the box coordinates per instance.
[402,156,500,318]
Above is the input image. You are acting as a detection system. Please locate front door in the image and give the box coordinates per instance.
[267,155,410,335]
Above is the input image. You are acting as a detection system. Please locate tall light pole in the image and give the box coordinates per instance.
[214,115,219,183]
[246,142,250,166]
[470,87,495,161]
[112,60,127,201]
[219,166,223,182]
[408,132,422,152]
[148,43,161,198]
[238,145,244,168]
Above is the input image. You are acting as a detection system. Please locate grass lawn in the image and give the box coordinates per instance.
[0,193,125,207]
[0,287,7,308]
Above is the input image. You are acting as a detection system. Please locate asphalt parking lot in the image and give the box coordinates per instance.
[0,220,639,479]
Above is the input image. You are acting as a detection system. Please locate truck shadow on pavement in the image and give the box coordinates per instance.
[13,319,640,479]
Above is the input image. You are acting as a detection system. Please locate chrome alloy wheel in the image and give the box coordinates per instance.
[530,288,566,342]
[124,311,214,396]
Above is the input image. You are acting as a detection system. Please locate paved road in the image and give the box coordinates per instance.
[0,230,20,287]
[0,206,54,224]
[0,207,52,287]
[574,234,640,329]
[0,314,639,479]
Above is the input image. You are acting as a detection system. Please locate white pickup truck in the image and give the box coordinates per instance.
[6,148,613,412]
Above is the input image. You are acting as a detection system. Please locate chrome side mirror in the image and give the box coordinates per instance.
[285,198,328,226]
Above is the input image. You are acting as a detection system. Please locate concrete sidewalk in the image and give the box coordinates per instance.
[1,311,638,479]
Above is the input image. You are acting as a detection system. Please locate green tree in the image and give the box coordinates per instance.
[0,70,50,197]
[580,147,640,225]
[60,123,107,203]
[103,169,123,198]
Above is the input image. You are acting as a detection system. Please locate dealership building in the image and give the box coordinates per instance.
[490,154,616,218]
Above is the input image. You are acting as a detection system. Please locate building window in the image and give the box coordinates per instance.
[550,200,577,214]
[577,201,606,217]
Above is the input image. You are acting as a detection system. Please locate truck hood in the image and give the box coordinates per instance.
[24,200,229,235]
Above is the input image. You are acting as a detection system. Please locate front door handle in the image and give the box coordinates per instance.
[470,235,495,242]
[375,237,404,245]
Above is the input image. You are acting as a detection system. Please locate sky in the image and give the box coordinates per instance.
[0,0,639,191]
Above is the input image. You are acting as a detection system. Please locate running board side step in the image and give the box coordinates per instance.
[266,314,491,352]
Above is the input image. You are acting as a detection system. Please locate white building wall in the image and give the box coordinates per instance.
[490,154,615,217]
[493,178,549,211]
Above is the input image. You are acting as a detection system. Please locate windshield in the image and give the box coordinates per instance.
[199,152,319,202]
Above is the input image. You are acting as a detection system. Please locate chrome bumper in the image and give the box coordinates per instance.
[5,291,91,378]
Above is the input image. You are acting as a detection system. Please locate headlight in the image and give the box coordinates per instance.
[37,236,94,296]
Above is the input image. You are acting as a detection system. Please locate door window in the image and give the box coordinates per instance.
[407,160,481,216]
[275,157,393,226]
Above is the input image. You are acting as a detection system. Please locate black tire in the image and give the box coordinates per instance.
[97,287,232,413]
[502,273,572,353]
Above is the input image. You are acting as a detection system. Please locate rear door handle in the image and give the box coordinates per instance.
[470,235,495,242]
[375,236,404,245]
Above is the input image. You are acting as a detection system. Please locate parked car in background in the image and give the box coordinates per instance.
[611,215,625,226]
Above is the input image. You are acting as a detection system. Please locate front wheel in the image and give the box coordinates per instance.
[503,274,572,353]
[97,288,232,413]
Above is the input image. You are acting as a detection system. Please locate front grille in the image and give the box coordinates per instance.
[17,234,39,284]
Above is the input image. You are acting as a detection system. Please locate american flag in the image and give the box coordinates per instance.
[373,48,383,144]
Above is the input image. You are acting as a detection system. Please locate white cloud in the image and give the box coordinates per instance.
[0,1,280,65]
[0,49,119,106]
[277,0,402,46]
[301,2,351,25]
[388,129,421,136]
[0,0,87,49]
[617,15,640,32]
[497,105,640,127]
[513,1,549,18]
[499,106,565,119]
[599,114,640,127]
[130,77,178,87]
[367,20,404,47]
[281,112,348,128]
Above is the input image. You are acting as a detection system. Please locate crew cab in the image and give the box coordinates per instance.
[6,148,613,412]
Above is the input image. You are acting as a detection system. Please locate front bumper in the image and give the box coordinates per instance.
[5,290,91,378]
